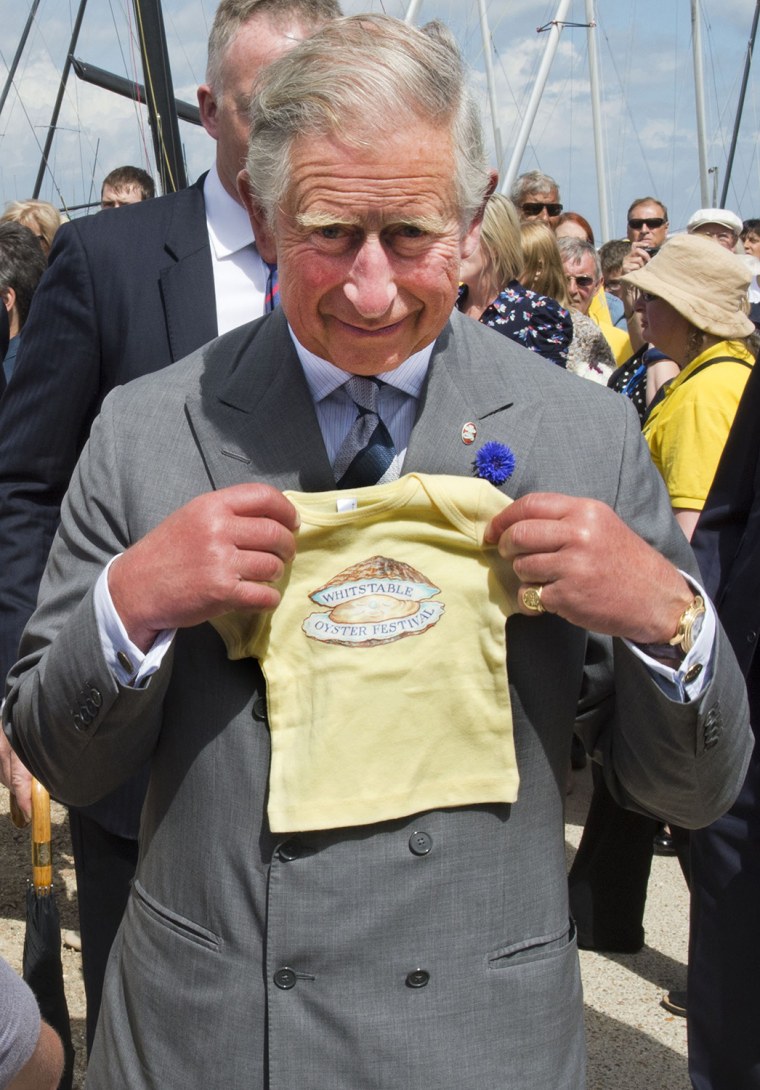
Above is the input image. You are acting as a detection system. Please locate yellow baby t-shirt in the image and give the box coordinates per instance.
[212,472,520,832]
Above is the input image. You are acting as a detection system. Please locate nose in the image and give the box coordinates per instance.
[343,237,397,319]
[537,206,550,223]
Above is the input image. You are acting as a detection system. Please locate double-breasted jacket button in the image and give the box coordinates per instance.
[277,839,301,862]
[252,697,268,721]
[405,969,430,989]
[273,967,297,990]
[409,831,433,856]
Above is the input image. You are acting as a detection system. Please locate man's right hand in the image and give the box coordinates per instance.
[621,241,653,275]
[0,726,33,823]
[108,483,300,652]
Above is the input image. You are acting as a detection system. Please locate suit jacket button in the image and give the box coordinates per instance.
[278,839,301,862]
[274,967,297,990]
[405,969,430,988]
[409,831,433,856]
[252,697,268,721]
[72,713,85,732]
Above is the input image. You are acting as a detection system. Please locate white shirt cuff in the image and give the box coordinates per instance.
[94,557,176,688]
[624,571,716,702]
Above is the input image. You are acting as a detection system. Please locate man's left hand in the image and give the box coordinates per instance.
[485,492,693,644]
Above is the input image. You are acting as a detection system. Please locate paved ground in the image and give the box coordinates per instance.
[1,767,691,1089]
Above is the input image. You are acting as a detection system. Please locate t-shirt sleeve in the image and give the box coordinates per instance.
[0,956,41,1084]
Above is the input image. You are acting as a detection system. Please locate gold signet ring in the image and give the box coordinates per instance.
[523,585,546,614]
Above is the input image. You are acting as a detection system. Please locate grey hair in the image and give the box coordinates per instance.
[557,236,601,282]
[245,13,491,232]
[206,0,342,92]
[510,170,560,205]
[0,223,48,330]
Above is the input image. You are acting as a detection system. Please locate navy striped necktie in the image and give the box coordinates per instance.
[333,375,397,489]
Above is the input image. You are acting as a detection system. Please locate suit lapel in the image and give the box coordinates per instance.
[185,310,336,494]
[187,310,548,499]
[160,180,219,362]
[406,315,547,498]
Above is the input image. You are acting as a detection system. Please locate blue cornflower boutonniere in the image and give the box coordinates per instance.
[473,441,516,486]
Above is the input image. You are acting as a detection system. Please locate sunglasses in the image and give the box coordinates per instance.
[521,202,563,217]
[628,217,666,230]
[566,274,596,289]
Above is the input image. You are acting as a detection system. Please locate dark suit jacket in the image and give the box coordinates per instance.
[687,350,760,1089]
[5,311,752,1089]
[0,177,216,835]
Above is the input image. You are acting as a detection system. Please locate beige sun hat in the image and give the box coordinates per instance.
[621,233,755,338]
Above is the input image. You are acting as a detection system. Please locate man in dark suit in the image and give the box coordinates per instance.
[0,0,341,1051]
[687,356,760,1089]
[4,16,751,1087]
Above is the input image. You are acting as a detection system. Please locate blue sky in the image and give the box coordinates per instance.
[1,0,758,239]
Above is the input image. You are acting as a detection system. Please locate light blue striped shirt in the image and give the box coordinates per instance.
[288,327,433,475]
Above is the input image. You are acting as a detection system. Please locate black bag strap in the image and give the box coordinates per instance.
[645,355,753,421]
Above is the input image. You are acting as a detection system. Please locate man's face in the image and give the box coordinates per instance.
[627,201,669,249]
[563,252,599,314]
[198,16,310,200]
[743,230,760,259]
[245,123,483,375]
[603,266,625,299]
[518,189,562,231]
[690,223,738,252]
[100,183,144,209]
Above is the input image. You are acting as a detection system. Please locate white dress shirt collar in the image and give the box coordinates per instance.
[203,162,255,259]
[287,326,434,403]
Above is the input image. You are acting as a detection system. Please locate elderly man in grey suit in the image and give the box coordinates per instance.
[4,14,751,1089]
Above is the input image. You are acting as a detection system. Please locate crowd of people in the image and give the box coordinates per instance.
[0,2,758,1089]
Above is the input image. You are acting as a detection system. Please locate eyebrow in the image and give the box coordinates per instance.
[295,209,450,235]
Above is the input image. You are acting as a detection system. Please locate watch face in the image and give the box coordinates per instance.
[683,599,706,653]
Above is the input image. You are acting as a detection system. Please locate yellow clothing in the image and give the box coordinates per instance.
[213,473,520,832]
[588,289,633,364]
[643,340,754,510]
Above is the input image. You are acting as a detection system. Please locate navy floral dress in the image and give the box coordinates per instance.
[456,280,572,368]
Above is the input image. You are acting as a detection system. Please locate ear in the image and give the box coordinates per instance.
[1,286,15,315]
[197,84,219,140]
[237,170,277,264]
[461,169,499,259]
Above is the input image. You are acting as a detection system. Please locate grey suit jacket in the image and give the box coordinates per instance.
[5,310,751,1089]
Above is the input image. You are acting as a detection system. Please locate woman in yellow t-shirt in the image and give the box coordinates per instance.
[623,233,757,542]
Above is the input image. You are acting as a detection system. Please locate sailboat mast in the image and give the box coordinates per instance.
[501,0,572,195]
[586,0,609,242]
[477,0,503,172]
[32,0,88,199]
[0,0,42,122]
[403,0,424,24]
[132,0,187,193]
[720,0,760,208]
[691,0,709,205]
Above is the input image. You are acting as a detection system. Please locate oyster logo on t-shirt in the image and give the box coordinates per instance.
[303,555,444,647]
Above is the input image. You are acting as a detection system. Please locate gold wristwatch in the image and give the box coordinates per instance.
[639,594,706,662]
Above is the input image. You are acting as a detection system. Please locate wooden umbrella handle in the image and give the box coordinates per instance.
[30,779,53,892]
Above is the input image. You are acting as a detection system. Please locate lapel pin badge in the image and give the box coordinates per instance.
[461,421,477,445]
